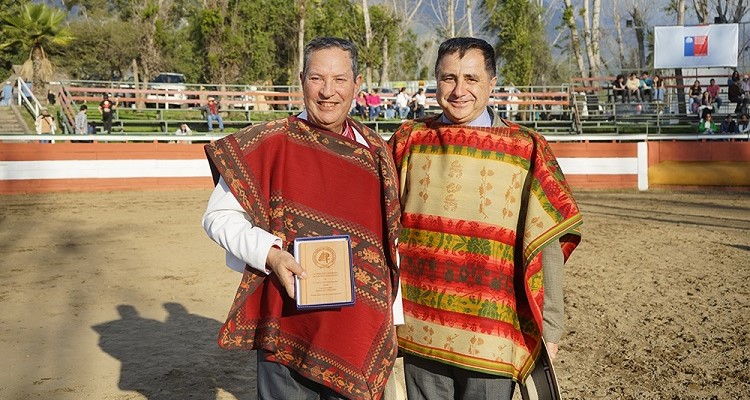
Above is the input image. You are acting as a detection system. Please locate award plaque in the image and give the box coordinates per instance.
[294,235,355,309]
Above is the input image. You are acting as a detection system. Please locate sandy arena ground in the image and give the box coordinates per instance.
[0,189,748,399]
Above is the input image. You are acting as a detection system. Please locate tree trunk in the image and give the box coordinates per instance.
[362,0,373,88]
[380,36,390,86]
[676,0,686,114]
[591,0,601,77]
[296,0,306,86]
[563,0,586,79]
[614,0,625,70]
[467,0,473,37]
[133,59,144,109]
[448,0,455,38]
[630,5,646,70]
[582,0,595,77]
[32,46,43,97]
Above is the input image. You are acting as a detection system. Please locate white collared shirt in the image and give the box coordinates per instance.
[439,108,493,127]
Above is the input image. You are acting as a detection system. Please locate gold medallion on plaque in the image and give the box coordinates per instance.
[312,246,336,269]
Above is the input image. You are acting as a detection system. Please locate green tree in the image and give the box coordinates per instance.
[59,19,142,80]
[0,3,73,93]
[190,0,296,85]
[483,0,550,87]
[0,0,30,77]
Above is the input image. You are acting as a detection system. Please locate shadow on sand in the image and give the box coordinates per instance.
[92,303,256,399]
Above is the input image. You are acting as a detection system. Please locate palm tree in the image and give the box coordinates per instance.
[0,3,73,95]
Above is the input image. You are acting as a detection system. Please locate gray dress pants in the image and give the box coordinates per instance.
[257,351,348,400]
[403,353,515,400]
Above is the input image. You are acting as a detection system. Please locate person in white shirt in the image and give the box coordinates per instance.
[201,37,402,400]
[412,88,426,118]
[395,87,410,119]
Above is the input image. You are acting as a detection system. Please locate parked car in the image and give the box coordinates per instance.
[232,85,258,110]
[147,72,188,108]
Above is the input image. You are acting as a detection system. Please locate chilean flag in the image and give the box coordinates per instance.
[684,36,708,57]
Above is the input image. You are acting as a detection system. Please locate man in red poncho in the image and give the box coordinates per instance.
[202,37,401,400]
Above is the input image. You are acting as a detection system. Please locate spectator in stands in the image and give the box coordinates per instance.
[738,113,750,133]
[174,123,192,143]
[365,89,381,121]
[653,74,665,103]
[1,81,13,106]
[395,87,410,119]
[384,95,396,119]
[689,80,702,114]
[720,114,738,134]
[354,90,368,119]
[74,105,89,135]
[741,75,750,94]
[626,73,642,102]
[206,96,224,133]
[698,113,717,134]
[612,74,627,103]
[47,89,56,106]
[705,78,723,111]
[697,91,715,120]
[727,70,740,87]
[98,93,118,134]
[728,76,747,114]
[640,72,654,102]
[412,88,426,118]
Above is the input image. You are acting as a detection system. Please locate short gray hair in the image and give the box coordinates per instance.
[302,37,359,79]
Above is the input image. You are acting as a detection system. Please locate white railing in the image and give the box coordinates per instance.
[15,77,43,119]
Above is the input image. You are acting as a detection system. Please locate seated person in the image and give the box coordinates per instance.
[639,72,654,102]
[626,73,642,102]
[354,90,368,119]
[653,74,666,103]
[688,80,702,114]
[705,79,723,111]
[697,91,715,120]
[174,123,192,143]
[728,78,747,114]
[720,114,738,134]
[612,74,627,103]
[698,113,718,134]
[365,90,381,121]
[738,113,750,133]
[728,70,740,87]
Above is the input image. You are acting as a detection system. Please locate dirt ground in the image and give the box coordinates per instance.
[0,189,748,400]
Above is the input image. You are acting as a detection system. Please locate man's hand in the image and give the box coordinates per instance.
[546,342,559,361]
[265,247,307,298]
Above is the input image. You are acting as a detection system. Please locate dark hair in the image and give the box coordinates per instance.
[435,37,496,78]
[80,105,87,111]
[302,37,359,79]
